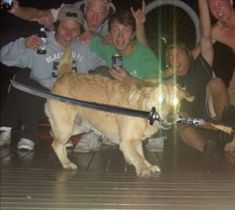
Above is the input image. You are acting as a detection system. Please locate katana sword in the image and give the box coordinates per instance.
[11,80,234,135]
[10,80,160,125]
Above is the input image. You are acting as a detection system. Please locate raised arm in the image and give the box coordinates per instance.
[7,0,42,20]
[5,0,54,28]
[192,0,213,66]
[130,0,148,46]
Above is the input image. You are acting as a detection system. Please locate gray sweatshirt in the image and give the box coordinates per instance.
[0,31,107,89]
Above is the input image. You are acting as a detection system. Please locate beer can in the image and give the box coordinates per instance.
[112,54,123,68]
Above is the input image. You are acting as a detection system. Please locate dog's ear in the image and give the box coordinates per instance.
[175,85,195,102]
[57,47,73,78]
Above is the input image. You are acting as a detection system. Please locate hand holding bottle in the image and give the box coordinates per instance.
[25,28,47,54]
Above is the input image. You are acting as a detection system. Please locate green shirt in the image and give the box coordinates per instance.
[90,36,160,79]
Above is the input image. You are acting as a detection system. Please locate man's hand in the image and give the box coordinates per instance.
[79,31,95,44]
[25,35,43,51]
[101,34,113,45]
[109,65,138,84]
[32,10,54,29]
[130,1,148,45]
[130,0,146,26]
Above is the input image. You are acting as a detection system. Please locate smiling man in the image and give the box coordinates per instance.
[0,5,106,150]
[89,9,160,82]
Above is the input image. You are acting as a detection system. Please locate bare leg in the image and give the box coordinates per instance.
[179,126,205,152]
[224,70,235,154]
[207,78,229,119]
[228,69,235,106]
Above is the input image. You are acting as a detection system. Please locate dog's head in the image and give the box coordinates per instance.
[129,79,194,129]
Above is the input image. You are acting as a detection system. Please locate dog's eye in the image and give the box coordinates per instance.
[171,96,180,107]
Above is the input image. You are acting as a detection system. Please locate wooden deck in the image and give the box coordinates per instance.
[1,130,235,210]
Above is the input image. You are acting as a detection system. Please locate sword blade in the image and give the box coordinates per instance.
[11,80,156,120]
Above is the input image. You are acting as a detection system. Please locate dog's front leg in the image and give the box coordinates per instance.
[135,143,161,174]
[120,140,156,178]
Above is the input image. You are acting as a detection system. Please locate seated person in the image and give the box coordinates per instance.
[207,0,235,155]
[163,0,235,163]
[0,5,106,150]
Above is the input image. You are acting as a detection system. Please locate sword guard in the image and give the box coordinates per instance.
[148,107,160,125]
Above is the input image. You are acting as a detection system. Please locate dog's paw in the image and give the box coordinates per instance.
[63,161,77,169]
[136,163,153,178]
[149,164,161,173]
[137,164,161,178]
[144,161,161,173]
[137,168,152,178]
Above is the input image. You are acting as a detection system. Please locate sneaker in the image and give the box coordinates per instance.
[17,138,35,151]
[73,132,102,153]
[0,127,12,146]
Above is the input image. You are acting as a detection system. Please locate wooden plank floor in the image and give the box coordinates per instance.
[1,131,235,210]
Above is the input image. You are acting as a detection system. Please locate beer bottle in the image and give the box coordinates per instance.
[37,27,47,55]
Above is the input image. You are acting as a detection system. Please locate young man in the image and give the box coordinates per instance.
[0,5,106,150]
[164,0,234,162]
[90,9,160,81]
[207,0,235,155]
[72,9,160,153]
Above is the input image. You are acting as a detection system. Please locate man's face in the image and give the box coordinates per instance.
[85,0,108,32]
[208,0,232,23]
[110,20,135,51]
[166,48,191,76]
[56,20,81,47]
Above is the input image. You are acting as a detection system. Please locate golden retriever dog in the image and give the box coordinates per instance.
[45,48,194,177]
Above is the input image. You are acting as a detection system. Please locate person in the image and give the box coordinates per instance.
[3,0,147,45]
[0,4,106,150]
[90,9,159,80]
[73,9,160,152]
[163,0,235,163]
[207,0,235,155]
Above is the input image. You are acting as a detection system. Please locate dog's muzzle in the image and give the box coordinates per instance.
[159,112,178,129]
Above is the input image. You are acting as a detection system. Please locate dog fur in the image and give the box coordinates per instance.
[45,47,194,177]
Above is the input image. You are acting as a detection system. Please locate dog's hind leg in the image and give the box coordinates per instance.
[49,105,77,169]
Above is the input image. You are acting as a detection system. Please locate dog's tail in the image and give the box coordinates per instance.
[57,47,73,78]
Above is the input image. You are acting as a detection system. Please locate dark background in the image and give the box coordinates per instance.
[0,0,234,108]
